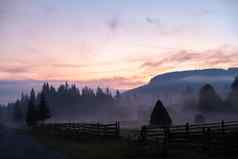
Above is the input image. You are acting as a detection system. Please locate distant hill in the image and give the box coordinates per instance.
[124,68,238,96]
[123,68,238,124]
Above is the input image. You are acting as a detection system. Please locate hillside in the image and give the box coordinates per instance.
[124,68,238,96]
[122,68,238,124]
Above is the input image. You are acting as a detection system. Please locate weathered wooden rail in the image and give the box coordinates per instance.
[33,121,120,139]
[140,120,238,155]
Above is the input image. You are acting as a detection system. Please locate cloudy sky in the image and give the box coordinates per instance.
[1,0,238,94]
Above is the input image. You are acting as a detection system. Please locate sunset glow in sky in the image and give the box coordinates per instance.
[1,0,238,89]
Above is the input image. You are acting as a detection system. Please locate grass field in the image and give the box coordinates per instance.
[26,129,238,159]
[29,128,139,159]
[33,136,128,159]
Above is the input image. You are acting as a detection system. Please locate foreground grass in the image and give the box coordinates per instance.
[30,131,134,159]
[21,129,238,159]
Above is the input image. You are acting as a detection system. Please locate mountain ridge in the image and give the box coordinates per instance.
[125,68,238,96]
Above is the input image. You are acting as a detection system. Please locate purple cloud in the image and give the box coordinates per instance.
[0,66,29,74]
[141,47,238,70]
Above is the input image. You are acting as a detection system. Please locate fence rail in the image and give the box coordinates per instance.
[33,121,120,139]
[140,120,238,154]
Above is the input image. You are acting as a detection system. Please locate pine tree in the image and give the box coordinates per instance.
[13,100,24,123]
[96,87,104,97]
[0,106,2,122]
[198,84,224,112]
[226,76,238,111]
[37,92,51,123]
[26,89,37,127]
[231,76,238,91]
[115,90,121,99]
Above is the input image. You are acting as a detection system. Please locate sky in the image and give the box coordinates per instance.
[0,0,238,95]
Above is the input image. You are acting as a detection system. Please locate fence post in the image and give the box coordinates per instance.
[207,128,211,153]
[97,122,100,137]
[103,124,106,137]
[162,127,169,157]
[221,120,225,136]
[186,122,190,141]
[167,127,170,139]
[116,121,120,137]
[202,127,206,151]
[141,126,147,142]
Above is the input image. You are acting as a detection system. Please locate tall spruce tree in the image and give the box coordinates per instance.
[115,90,120,99]
[231,76,238,91]
[13,100,24,123]
[0,106,2,122]
[37,92,51,123]
[26,89,37,127]
[198,84,224,112]
[226,76,238,111]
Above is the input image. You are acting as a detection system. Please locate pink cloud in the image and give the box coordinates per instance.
[0,66,30,74]
[141,47,238,70]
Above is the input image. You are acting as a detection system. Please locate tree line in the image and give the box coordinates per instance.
[1,77,237,126]
[198,76,238,113]
[0,82,122,126]
[148,76,238,126]
[25,89,50,126]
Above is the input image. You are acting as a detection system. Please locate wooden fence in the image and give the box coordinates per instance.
[33,121,120,139]
[140,120,238,154]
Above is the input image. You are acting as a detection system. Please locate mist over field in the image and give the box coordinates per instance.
[1,68,238,129]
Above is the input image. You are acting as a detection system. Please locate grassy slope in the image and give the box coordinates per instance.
[26,129,238,159]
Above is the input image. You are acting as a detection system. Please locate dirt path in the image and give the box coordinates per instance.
[0,124,64,159]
